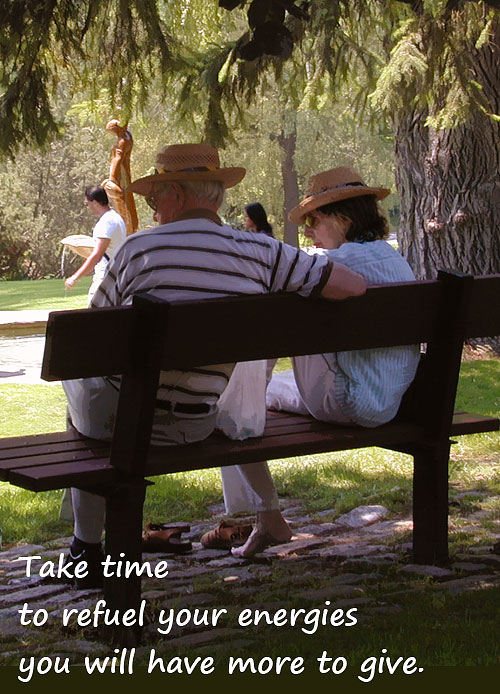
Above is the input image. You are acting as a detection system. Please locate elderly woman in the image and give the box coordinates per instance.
[270,166,421,428]
[234,166,420,558]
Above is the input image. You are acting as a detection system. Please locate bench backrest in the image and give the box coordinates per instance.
[41,272,500,476]
[42,273,500,380]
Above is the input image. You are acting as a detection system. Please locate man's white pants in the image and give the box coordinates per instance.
[62,375,279,542]
[62,376,217,544]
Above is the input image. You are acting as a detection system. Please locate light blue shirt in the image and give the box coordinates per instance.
[320,240,420,427]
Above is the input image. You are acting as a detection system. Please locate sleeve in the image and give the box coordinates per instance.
[268,240,330,297]
[93,214,115,241]
[89,243,128,308]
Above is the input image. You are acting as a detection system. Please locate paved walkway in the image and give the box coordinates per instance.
[0,311,49,385]
[0,310,50,334]
[1,499,499,666]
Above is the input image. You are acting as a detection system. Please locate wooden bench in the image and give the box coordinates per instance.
[1,270,499,642]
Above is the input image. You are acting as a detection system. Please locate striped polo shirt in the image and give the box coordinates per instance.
[91,216,330,411]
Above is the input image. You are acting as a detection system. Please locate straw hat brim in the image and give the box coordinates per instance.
[128,167,246,196]
[289,185,391,225]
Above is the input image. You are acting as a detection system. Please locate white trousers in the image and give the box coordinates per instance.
[219,358,280,515]
[62,373,281,542]
[292,354,353,424]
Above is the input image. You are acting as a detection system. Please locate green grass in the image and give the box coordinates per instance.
[0,360,498,547]
[0,277,91,310]
[187,583,500,668]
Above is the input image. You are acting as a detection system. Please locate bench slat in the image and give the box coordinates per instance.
[8,460,115,492]
[143,422,427,476]
[0,431,108,457]
[3,410,497,493]
[0,448,109,478]
[449,411,499,435]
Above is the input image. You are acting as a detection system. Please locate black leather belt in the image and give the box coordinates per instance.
[155,400,211,415]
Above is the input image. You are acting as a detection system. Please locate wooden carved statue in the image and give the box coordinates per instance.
[101,119,139,235]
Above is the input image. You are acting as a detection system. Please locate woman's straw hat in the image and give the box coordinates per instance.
[128,143,246,196]
[289,167,390,225]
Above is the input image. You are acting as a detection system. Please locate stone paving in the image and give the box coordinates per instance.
[1,499,499,666]
[0,310,48,385]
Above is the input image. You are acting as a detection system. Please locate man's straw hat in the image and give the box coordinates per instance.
[128,143,246,196]
[289,167,390,225]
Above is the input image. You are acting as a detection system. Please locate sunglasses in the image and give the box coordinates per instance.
[304,214,319,229]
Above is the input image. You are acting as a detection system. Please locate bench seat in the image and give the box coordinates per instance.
[1,409,497,493]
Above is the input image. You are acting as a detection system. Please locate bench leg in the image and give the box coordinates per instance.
[412,443,450,565]
[104,480,147,646]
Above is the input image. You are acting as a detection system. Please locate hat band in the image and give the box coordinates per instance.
[155,166,218,174]
[308,181,366,198]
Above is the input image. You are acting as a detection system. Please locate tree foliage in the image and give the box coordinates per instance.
[0,0,186,156]
[2,1,499,156]
[1,0,499,285]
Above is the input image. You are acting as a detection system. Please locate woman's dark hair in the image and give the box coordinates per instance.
[245,202,273,237]
[317,195,389,243]
[85,184,109,206]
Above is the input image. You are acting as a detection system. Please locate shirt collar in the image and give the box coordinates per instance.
[173,209,223,226]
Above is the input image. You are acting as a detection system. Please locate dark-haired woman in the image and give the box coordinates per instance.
[233,167,421,558]
[243,202,274,237]
[269,166,420,428]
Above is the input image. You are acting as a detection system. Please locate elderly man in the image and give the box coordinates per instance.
[61,143,365,587]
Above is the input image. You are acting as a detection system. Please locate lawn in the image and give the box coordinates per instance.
[0,277,91,311]
[0,359,498,546]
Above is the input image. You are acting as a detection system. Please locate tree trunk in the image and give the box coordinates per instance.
[395,109,500,279]
[394,29,500,280]
[277,121,300,247]
[394,27,500,352]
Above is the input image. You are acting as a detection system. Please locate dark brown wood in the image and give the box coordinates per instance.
[104,480,147,646]
[8,460,115,492]
[41,305,134,381]
[3,410,497,492]
[410,272,474,562]
[466,275,500,338]
[108,294,168,478]
[40,275,500,382]
[0,430,108,454]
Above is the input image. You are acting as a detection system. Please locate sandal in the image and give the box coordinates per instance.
[200,520,253,550]
[142,522,192,553]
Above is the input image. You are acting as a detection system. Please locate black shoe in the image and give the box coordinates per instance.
[62,546,104,589]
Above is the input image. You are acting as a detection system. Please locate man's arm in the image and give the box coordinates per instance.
[65,238,110,289]
[320,260,366,301]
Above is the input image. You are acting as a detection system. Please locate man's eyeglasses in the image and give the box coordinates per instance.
[145,194,157,211]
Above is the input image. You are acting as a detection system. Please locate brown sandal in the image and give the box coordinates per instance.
[142,522,192,553]
[200,520,253,550]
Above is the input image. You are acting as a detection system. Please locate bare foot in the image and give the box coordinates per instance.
[231,526,292,558]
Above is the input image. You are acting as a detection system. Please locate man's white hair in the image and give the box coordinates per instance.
[156,180,225,208]
[179,180,225,207]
